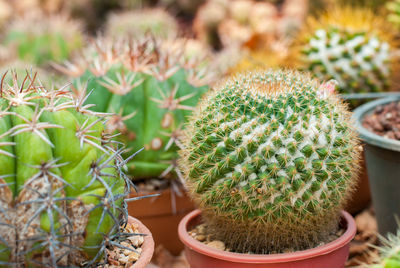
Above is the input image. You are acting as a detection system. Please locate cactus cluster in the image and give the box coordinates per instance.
[179,70,361,253]
[294,7,398,96]
[55,37,212,180]
[105,9,179,39]
[4,13,83,66]
[0,71,135,266]
[193,0,308,50]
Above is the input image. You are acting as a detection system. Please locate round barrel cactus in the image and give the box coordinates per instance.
[4,13,83,66]
[55,37,212,180]
[0,71,134,266]
[179,70,361,253]
[293,7,398,96]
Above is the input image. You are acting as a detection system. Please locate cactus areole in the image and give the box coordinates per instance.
[179,70,361,253]
[57,37,211,180]
[0,71,135,266]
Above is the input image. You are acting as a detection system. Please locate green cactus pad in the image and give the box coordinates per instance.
[56,37,212,180]
[179,70,361,253]
[0,71,133,266]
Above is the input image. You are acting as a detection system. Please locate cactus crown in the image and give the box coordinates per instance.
[105,9,179,39]
[4,13,83,65]
[294,6,399,96]
[180,69,361,253]
[55,37,212,180]
[0,71,135,266]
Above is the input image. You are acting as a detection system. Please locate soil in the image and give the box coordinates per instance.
[362,101,400,140]
[105,221,145,267]
[136,178,170,192]
[187,223,345,254]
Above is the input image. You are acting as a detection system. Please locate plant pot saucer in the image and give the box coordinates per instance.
[178,209,356,268]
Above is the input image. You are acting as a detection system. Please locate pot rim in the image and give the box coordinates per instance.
[178,209,356,263]
[353,97,400,152]
[128,216,155,268]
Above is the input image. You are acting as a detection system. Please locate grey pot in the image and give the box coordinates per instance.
[353,97,400,236]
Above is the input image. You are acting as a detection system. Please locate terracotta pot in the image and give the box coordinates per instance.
[178,210,356,268]
[345,150,371,215]
[128,186,195,255]
[128,216,155,268]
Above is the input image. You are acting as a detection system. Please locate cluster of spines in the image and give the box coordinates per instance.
[55,36,213,180]
[180,70,360,253]
[0,71,142,267]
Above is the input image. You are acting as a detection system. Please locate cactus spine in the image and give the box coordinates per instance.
[0,71,134,266]
[293,7,398,96]
[179,70,361,253]
[55,37,212,180]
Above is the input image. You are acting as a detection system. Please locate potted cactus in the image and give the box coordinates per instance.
[178,70,360,267]
[0,71,154,267]
[291,5,400,214]
[54,36,215,255]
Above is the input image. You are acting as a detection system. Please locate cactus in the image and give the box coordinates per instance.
[387,0,400,29]
[105,8,179,39]
[293,7,398,97]
[55,37,212,180]
[4,13,83,66]
[179,70,361,253]
[0,70,136,266]
[368,229,400,268]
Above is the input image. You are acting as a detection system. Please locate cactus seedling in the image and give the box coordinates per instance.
[0,70,137,266]
[4,13,83,66]
[293,6,398,97]
[55,37,212,180]
[179,70,361,253]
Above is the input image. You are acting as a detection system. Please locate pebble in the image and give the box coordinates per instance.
[207,240,226,251]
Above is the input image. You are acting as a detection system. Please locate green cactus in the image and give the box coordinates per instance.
[4,13,83,66]
[369,229,400,268]
[105,8,179,39]
[294,6,398,97]
[55,37,212,180]
[0,70,136,266]
[179,70,361,253]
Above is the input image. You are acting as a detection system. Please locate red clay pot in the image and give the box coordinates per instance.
[178,210,356,268]
[127,216,155,268]
[128,186,195,255]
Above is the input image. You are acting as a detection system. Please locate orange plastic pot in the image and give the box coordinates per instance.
[128,216,155,268]
[128,186,195,255]
[178,210,356,268]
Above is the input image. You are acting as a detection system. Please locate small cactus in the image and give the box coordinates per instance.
[55,37,212,180]
[179,69,361,253]
[368,229,400,268]
[4,13,83,66]
[293,6,398,97]
[0,70,136,266]
[387,0,400,29]
[105,8,179,39]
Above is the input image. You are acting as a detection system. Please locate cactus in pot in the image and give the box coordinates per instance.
[0,70,140,266]
[179,69,361,253]
[292,6,398,99]
[54,37,213,181]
